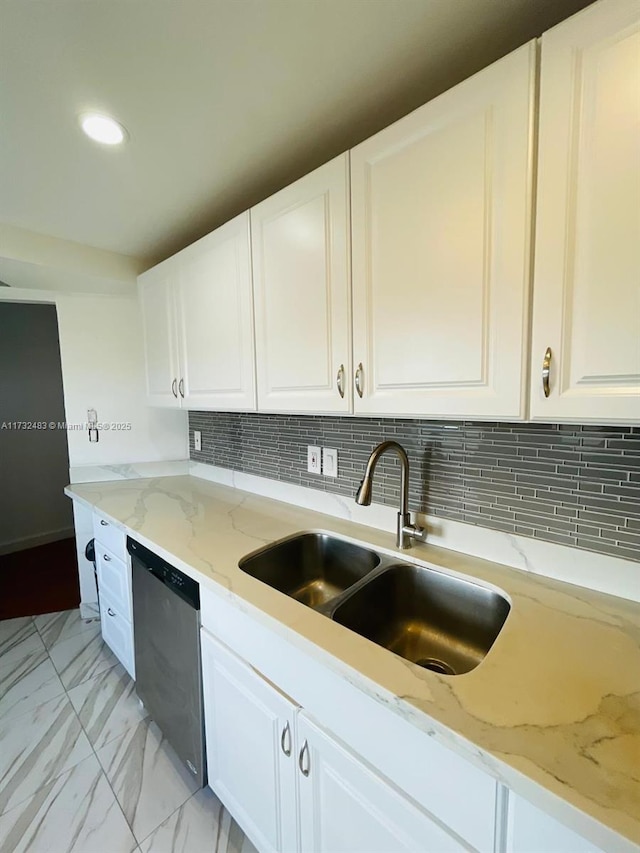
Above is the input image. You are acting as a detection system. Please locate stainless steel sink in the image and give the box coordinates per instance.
[331,563,510,675]
[239,533,380,608]
[240,532,510,675]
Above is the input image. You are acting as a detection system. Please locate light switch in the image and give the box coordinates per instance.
[194,430,202,451]
[87,408,98,443]
[323,448,337,478]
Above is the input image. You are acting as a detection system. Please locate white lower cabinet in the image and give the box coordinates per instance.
[99,590,135,679]
[296,712,463,853]
[201,630,297,853]
[95,542,131,620]
[92,512,126,557]
[93,511,135,679]
[201,628,464,853]
[506,793,603,853]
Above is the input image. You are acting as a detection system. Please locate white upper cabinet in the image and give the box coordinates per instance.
[139,257,181,407]
[530,0,640,423]
[139,213,256,410]
[350,43,536,419]
[176,213,256,411]
[251,154,352,413]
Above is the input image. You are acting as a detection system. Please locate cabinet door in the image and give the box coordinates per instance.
[351,43,535,419]
[251,154,351,413]
[201,630,298,853]
[297,713,464,853]
[176,212,257,411]
[530,0,640,422]
[506,793,603,853]
[139,260,180,407]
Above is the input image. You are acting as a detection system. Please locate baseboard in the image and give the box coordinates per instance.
[80,602,100,621]
[0,526,75,556]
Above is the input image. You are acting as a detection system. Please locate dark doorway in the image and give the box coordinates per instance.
[0,302,79,618]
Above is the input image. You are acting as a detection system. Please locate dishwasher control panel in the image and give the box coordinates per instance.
[127,537,200,609]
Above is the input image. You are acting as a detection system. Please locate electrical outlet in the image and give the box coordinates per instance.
[194,430,202,451]
[323,447,338,478]
[307,445,321,475]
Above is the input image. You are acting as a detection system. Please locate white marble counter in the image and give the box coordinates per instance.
[65,475,640,850]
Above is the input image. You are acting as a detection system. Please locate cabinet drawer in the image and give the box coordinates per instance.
[99,591,135,679]
[93,512,126,558]
[95,542,131,619]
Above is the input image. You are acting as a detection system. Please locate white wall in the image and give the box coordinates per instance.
[55,291,188,467]
[0,223,142,294]
[0,287,188,468]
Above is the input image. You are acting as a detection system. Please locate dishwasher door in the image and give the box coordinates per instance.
[132,554,205,787]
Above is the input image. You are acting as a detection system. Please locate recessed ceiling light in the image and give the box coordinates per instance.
[80,113,127,145]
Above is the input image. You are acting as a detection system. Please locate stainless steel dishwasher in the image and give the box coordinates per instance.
[128,537,205,787]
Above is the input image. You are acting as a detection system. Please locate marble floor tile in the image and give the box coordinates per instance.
[138,787,257,853]
[96,718,200,843]
[0,753,137,853]
[0,619,44,669]
[49,630,117,690]
[34,609,101,651]
[0,618,34,647]
[0,648,65,724]
[0,693,93,815]
[68,662,148,750]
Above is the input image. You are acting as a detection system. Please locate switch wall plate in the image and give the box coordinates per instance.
[194,430,202,451]
[323,448,338,478]
[307,445,321,475]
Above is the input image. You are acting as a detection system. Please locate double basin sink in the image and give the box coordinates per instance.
[239,533,510,676]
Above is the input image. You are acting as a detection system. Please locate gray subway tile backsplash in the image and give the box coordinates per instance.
[188,412,640,563]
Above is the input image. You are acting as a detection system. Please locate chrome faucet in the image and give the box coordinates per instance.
[355,440,424,550]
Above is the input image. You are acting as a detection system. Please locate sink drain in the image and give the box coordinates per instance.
[415,658,455,676]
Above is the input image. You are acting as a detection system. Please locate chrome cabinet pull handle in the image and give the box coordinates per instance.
[107,608,116,617]
[171,379,178,398]
[336,364,345,399]
[299,740,310,776]
[178,378,185,398]
[355,363,364,399]
[103,554,111,562]
[542,347,552,398]
[100,520,108,526]
[280,722,291,757]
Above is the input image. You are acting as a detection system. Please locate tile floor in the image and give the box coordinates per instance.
[0,610,258,853]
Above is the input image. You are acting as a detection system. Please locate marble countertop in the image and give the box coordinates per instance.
[66,475,640,848]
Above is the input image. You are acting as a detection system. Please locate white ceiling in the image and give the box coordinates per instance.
[1,0,593,268]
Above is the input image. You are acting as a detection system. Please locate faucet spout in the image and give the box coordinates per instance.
[355,440,424,549]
